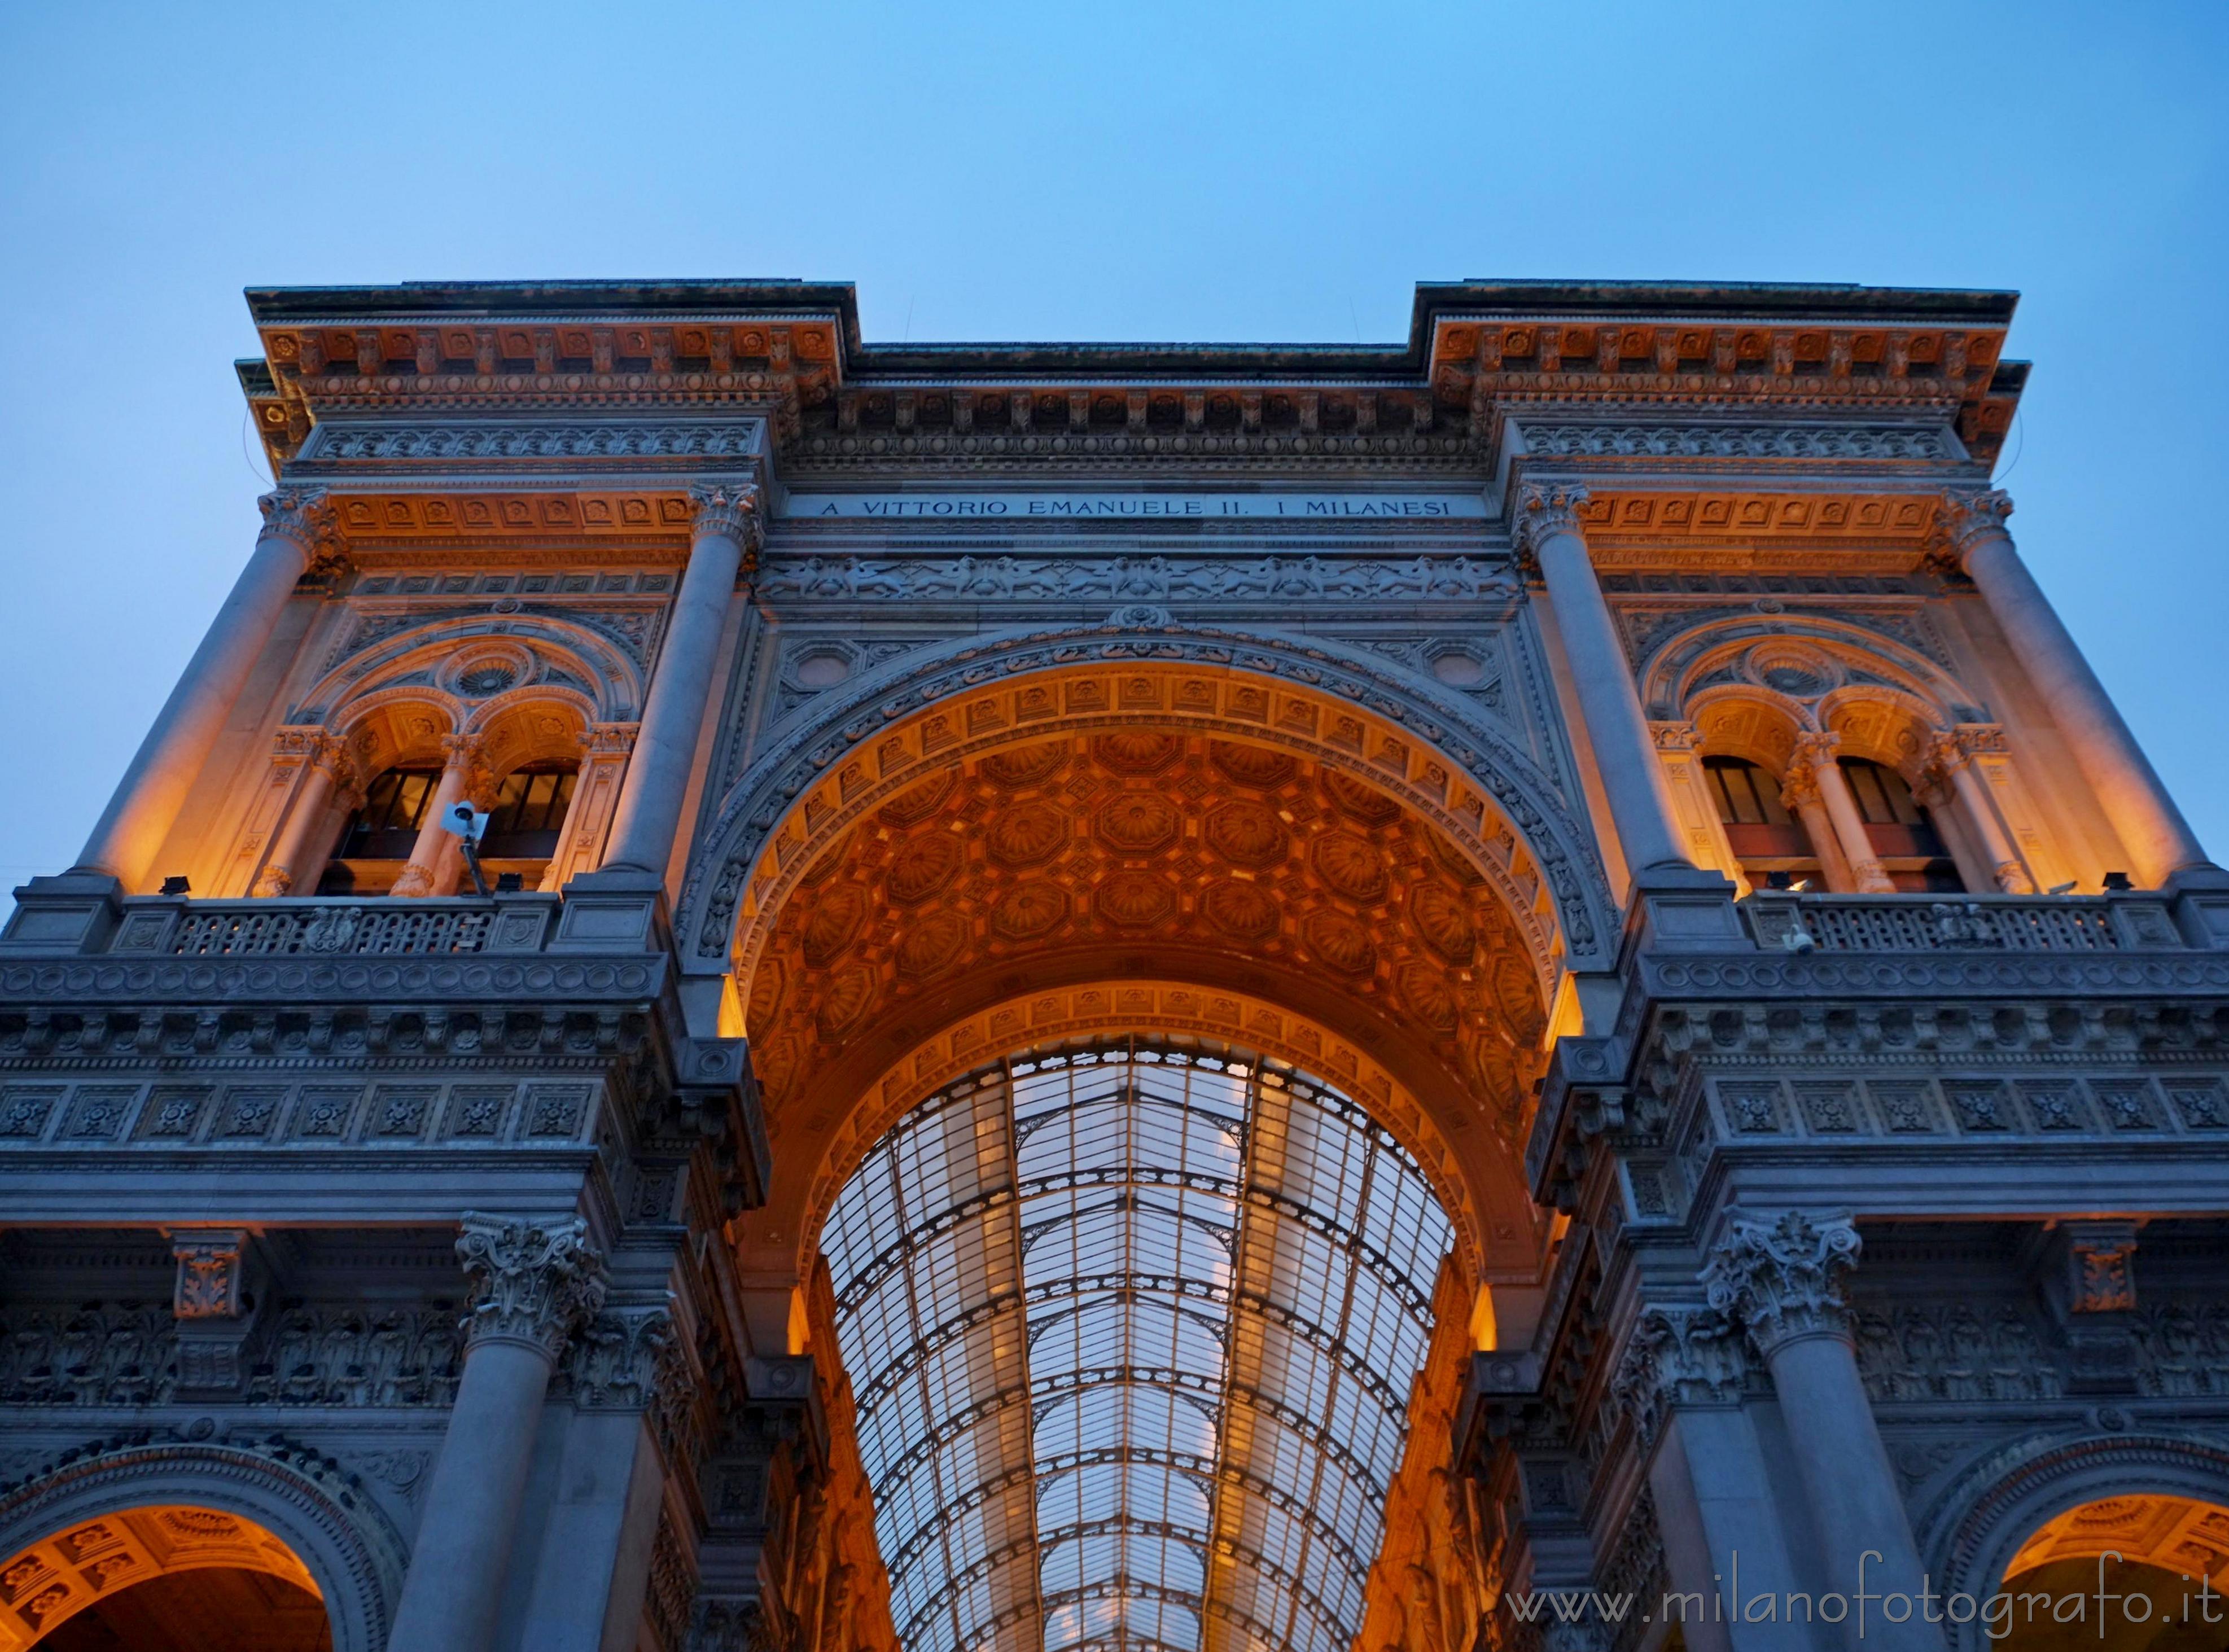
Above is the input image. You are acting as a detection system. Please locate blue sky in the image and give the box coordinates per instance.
[2,1,2224,892]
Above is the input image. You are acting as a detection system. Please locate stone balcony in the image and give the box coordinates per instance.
[1529,887,2229,1220]
[0,882,767,1226]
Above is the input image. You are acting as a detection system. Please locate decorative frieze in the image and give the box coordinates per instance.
[1517,422,1959,463]
[301,422,765,463]
[755,551,1514,604]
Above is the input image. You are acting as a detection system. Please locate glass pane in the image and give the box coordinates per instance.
[826,1041,1452,1652]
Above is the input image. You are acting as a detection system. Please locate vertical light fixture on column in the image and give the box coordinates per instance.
[1943,491,2215,888]
[391,734,485,898]
[1514,483,1695,880]
[598,483,760,878]
[75,488,341,890]
[384,1213,607,1652]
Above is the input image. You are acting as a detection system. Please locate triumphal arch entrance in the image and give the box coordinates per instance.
[5,278,2229,1652]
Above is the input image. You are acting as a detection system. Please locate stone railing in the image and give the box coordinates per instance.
[106,895,560,958]
[1742,892,2188,954]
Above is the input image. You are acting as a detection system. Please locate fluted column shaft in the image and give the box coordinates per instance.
[1949,492,2209,884]
[391,735,482,899]
[1707,1212,1938,1652]
[76,490,336,889]
[1517,485,1692,877]
[384,1215,606,1652]
[253,737,347,897]
[600,485,759,876]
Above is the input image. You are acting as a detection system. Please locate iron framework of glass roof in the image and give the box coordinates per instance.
[822,1038,1456,1652]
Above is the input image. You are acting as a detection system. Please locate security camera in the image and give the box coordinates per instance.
[440,802,489,842]
[1781,927,1817,954]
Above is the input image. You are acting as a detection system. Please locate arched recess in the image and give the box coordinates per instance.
[775,980,1534,1290]
[1637,610,1981,731]
[1919,1432,2229,1651]
[680,619,1615,980]
[0,1439,406,1652]
[292,612,647,729]
[726,726,1562,1289]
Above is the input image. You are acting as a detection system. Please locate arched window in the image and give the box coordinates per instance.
[1837,757,1963,892]
[1704,756,1821,889]
[478,763,579,885]
[318,766,441,895]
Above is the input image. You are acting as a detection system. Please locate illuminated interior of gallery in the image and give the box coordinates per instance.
[5,277,2229,1652]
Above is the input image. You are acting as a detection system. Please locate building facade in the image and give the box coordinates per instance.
[2,279,2226,1652]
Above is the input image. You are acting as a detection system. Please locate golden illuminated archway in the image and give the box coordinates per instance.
[728,721,1557,1286]
[0,1504,323,1650]
[2004,1494,2229,1592]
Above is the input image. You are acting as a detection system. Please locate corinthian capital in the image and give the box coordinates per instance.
[1612,1304,1749,1449]
[1511,482,1592,559]
[1941,489,2015,560]
[256,487,340,559]
[689,482,764,550]
[457,1212,608,1360]
[1702,1208,1862,1355]
[1788,730,1842,774]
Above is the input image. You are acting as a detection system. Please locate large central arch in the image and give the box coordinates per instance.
[678,616,1616,981]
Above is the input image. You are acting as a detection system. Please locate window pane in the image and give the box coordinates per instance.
[1841,759,1894,823]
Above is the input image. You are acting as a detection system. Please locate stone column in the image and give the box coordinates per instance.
[1924,731,2033,893]
[1945,490,2211,886]
[1516,484,1693,877]
[1792,734,1895,893]
[384,1213,607,1652]
[391,734,484,898]
[1705,1211,1937,1652]
[599,484,759,877]
[252,736,350,896]
[1777,761,1855,893]
[1618,1305,1811,1652]
[75,489,338,889]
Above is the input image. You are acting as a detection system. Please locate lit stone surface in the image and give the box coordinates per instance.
[2,277,2225,1652]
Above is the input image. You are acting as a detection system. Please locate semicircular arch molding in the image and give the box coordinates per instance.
[770,980,1540,1287]
[0,1437,408,1652]
[293,612,647,729]
[1919,1431,2229,1651]
[1639,612,1978,731]
[684,624,1615,987]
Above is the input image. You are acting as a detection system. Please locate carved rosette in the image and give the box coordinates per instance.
[1702,1208,1863,1356]
[1942,488,2015,561]
[689,482,764,555]
[1510,482,1592,566]
[256,487,342,567]
[1612,1304,1750,1449]
[456,1212,609,1362]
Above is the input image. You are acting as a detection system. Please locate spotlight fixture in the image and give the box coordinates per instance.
[159,875,191,896]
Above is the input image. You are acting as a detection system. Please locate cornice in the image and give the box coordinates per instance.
[236,278,2029,475]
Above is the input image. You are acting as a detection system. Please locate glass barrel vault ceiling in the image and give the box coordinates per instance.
[823,1040,1456,1652]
